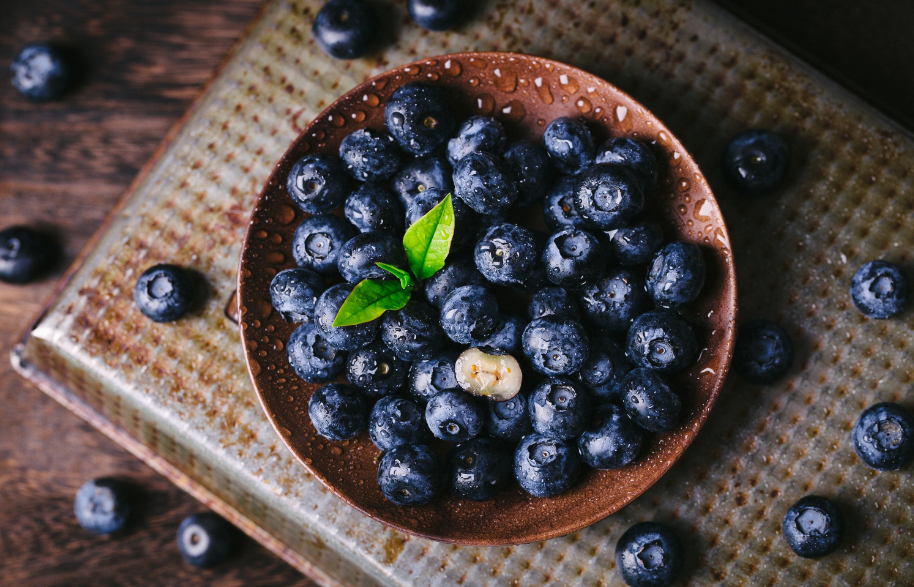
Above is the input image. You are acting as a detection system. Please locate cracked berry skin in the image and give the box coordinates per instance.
[377,444,443,506]
[312,0,377,59]
[344,183,404,234]
[10,44,70,101]
[514,433,581,498]
[733,320,794,384]
[423,258,486,309]
[286,154,351,214]
[0,226,55,283]
[346,340,409,398]
[615,522,684,587]
[528,378,592,440]
[474,223,539,286]
[177,513,235,569]
[850,260,909,319]
[308,383,369,440]
[134,264,194,323]
[578,268,651,333]
[544,176,589,231]
[425,388,484,442]
[579,336,634,403]
[381,301,445,361]
[620,368,681,433]
[391,155,453,209]
[315,283,379,350]
[542,227,607,288]
[337,231,409,283]
[447,116,507,165]
[440,285,499,344]
[292,214,358,274]
[448,437,512,501]
[578,403,644,469]
[477,314,526,354]
[723,129,789,196]
[646,242,706,309]
[385,83,457,156]
[270,268,326,323]
[607,218,664,266]
[406,188,477,251]
[626,311,698,374]
[595,138,659,195]
[287,322,347,383]
[340,128,403,182]
[408,349,460,402]
[782,496,842,558]
[408,0,465,31]
[369,396,431,451]
[504,140,555,208]
[486,389,532,442]
[574,163,644,230]
[543,117,594,176]
[74,478,132,535]
[528,287,581,321]
[453,151,519,215]
[852,402,914,471]
[522,316,590,376]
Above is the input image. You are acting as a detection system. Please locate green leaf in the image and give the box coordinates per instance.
[402,193,455,281]
[376,262,415,290]
[332,279,412,327]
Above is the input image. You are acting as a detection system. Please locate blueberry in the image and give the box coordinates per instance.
[723,129,789,196]
[477,314,526,354]
[528,378,591,440]
[286,154,351,214]
[425,388,484,442]
[423,258,486,308]
[287,322,348,382]
[646,242,706,309]
[522,316,590,376]
[337,231,409,283]
[344,183,404,233]
[377,444,443,506]
[486,390,532,443]
[405,187,477,251]
[308,382,368,440]
[504,140,555,207]
[177,513,235,568]
[474,223,539,286]
[339,128,402,182]
[579,337,634,403]
[315,283,379,350]
[448,437,512,501]
[528,286,581,321]
[782,495,842,558]
[346,340,409,397]
[578,268,651,332]
[850,260,909,319]
[578,403,643,469]
[595,138,659,194]
[607,218,664,266]
[619,368,681,433]
[368,396,431,451]
[542,227,607,288]
[292,214,357,274]
[10,44,70,101]
[408,349,460,402]
[514,433,581,497]
[0,226,55,283]
[615,522,684,587]
[574,163,644,229]
[270,268,326,323]
[391,155,453,209]
[74,478,132,535]
[133,264,194,322]
[543,176,589,231]
[512,262,551,294]
[439,285,499,344]
[543,117,594,175]
[381,301,445,361]
[385,83,457,157]
[626,311,698,374]
[312,0,377,59]
[408,0,465,31]
[852,402,914,471]
[733,320,794,384]
[447,116,507,165]
[453,151,519,215]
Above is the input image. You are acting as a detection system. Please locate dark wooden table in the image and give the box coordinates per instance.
[0,1,911,585]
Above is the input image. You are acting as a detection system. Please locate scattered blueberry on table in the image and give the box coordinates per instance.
[852,402,914,471]
[723,129,789,196]
[850,260,909,319]
[133,264,194,323]
[733,319,794,384]
[10,43,70,101]
[177,513,235,568]
[614,522,683,587]
[74,478,132,535]
[782,495,842,558]
[312,0,377,60]
[408,0,465,31]
[0,226,56,284]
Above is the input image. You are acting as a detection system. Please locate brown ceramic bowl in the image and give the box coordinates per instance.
[238,52,737,546]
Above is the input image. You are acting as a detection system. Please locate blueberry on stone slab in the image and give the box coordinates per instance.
[852,402,914,471]
[850,260,909,319]
[312,0,378,60]
[286,154,351,214]
[782,495,842,558]
[292,214,357,274]
[134,264,194,323]
[408,0,465,31]
[723,129,789,196]
[614,522,684,587]
[733,319,794,384]
[378,444,443,506]
[74,478,132,535]
[514,433,581,498]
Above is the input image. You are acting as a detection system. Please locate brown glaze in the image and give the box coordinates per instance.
[238,52,737,546]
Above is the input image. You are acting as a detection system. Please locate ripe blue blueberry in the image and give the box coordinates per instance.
[723,129,789,196]
[385,83,457,156]
[308,382,369,440]
[543,176,589,231]
[477,314,526,354]
[177,513,235,568]
[626,311,698,374]
[646,242,706,309]
[312,0,377,59]
[578,268,651,332]
[528,286,581,321]
[0,226,55,284]
[10,44,70,101]
[368,396,431,451]
[485,390,532,442]
[391,155,453,208]
[408,0,464,31]
[595,138,659,194]
[543,117,594,175]
[578,403,643,469]
[733,320,794,384]
[440,285,499,344]
[620,368,682,433]
[448,437,512,501]
[381,301,445,361]
[74,478,132,535]
[782,495,842,558]
[134,264,194,323]
[344,183,404,234]
[425,388,484,442]
[292,214,357,274]
[406,188,477,251]
[528,378,592,440]
[573,163,644,229]
[850,260,909,319]
[286,154,351,214]
[579,337,634,403]
[615,522,684,587]
[423,258,486,308]
[408,349,460,402]
[522,316,590,376]
[339,128,402,182]
[346,340,409,397]
[337,231,409,283]
[447,116,507,165]
[607,218,664,266]
[270,268,326,323]
[453,151,519,215]
[315,283,379,350]
[377,444,443,506]
[852,402,914,471]
[542,227,607,288]
[504,140,555,207]
[474,223,539,286]
[287,322,347,382]
[514,433,581,497]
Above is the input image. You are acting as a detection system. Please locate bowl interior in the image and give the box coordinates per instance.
[238,52,736,545]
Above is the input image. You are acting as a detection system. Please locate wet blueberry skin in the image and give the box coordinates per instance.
[369,396,432,451]
[528,286,581,321]
[74,478,132,535]
[528,378,592,440]
[522,316,590,376]
[425,388,485,442]
[578,403,644,470]
[578,336,634,403]
[409,349,460,402]
[474,222,540,286]
[385,83,457,157]
[423,258,487,309]
[448,437,512,501]
[615,522,684,587]
[723,129,789,196]
[646,242,706,309]
[574,163,644,230]
[504,140,555,208]
[514,433,582,498]
[315,283,379,350]
[346,340,409,398]
[286,154,351,214]
[543,117,594,176]
[391,155,453,209]
[308,383,369,440]
[477,314,526,354]
[595,137,659,195]
[408,0,465,31]
[270,268,326,323]
[440,285,500,344]
[10,43,70,101]
[337,231,409,283]
[287,322,348,383]
[733,319,794,384]
[453,151,519,215]
[377,444,444,506]
[486,390,533,442]
[852,402,914,471]
[312,0,377,59]
[543,175,589,231]
[607,218,664,266]
[542,227,608,289]
[626,310,698,374]
[134,264,194,323]
[177,513,235,569]
[405,187,478,251]
[381,301,445,361]
[292,214,358,274]
[447,116,507,165]
[578,267,651,333]
[850,260,909,319]
[344,183,404,234]
[620,368,682,433]
[0,226,55,284]
[339,128,403,182]
[782,495,842,558]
